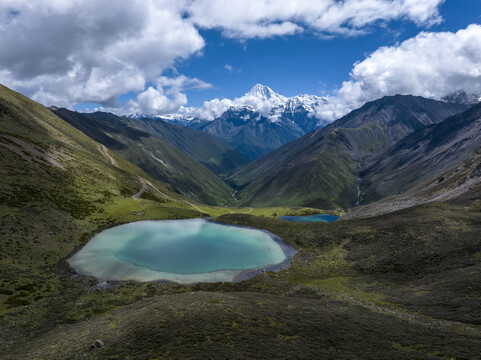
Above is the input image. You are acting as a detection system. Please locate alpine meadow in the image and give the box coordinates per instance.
[1,1,481,359]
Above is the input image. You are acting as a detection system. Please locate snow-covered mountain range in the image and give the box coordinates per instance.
[127,85,481,160]
[441,89,481,105]
[129,84,329,126]
[128,109,196,126]
[128,85,332,159]
[128,85,328,159]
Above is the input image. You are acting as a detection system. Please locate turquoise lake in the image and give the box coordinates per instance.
[68,219,293,283]
[280,214,339,222]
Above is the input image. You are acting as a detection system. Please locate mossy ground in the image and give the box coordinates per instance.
[2,200,481,359]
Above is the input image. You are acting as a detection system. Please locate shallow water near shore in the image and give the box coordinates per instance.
[68,219,294,283]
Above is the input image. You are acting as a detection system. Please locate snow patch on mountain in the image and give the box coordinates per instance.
[239,84,328,119]
[129,84,330,127]
[244,83,287,104]
[129,107,198,125]
[442,90,481,105]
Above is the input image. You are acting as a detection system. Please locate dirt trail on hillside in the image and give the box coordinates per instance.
[142,178,171,199]
[182,200,204,213]
[98,145,204,213]
[132,177,149,200]
[132,176,175,202]
[100,145,117,167]
[132,176,204,213]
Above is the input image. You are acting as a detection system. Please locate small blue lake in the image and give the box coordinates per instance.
[68,219,295,283]
[280,214,339,222]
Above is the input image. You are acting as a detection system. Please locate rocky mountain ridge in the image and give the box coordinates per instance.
[228,95,468,208]
[129,85,330,159]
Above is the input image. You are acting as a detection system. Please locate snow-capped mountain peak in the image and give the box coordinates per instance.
[126,84,330,128]
[128,112,154,120]
[285,94,328,111]
[244,84,286,102]
[241,85,328,116]
[442,89,481,105]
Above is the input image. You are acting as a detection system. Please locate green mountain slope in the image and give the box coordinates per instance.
[360,102,481,204]
[0,83,205,271]
[6,201,481,359]
[190,107,309,161]
[345,143,481,220]
[123,116,249,174]
[2,85,481,359]
[52,108,234,205]
[229,95,466,208]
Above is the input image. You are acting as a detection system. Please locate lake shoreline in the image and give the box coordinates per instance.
[68,218,297,284]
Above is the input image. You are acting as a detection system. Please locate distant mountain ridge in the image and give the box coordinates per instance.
[442,89,481,105]
[128,84,328,124]
[189,85,330,159]
[52,108,237,205]
[228,95,467,208]
[127,85,481,161]
[129,84,330,160]
[361,101,481,204]
[128,111,196,126]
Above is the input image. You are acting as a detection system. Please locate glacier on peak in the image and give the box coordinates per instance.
[244,84,287,102]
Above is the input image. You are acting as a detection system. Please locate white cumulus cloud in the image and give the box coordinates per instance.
[187,0,443,38]
[315,24,481,120]
[193,98,235,120]
[129,87,187,115]
[0,0,204,109]
[126,75,212,114]
[0,0,447,114]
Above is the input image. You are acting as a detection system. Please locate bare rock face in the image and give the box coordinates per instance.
[189,85,330,161]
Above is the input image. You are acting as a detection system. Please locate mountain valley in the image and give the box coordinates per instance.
[51,108,239,205]
[1,83,481,359]
[134,84,331,160]
[3,2,481,358]
[227,95,467,208]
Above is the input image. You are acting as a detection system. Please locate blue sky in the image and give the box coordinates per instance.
[179,0,481,106]
[0,0,480,119]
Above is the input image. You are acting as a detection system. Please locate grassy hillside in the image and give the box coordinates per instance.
[0,82,208,299]
[345,143,481,220]
[229,95,466,208]
[123,116,249,174]
[1,85,481,358]
[3,200,481,359]
[361,102,481,203]
[53,108,235,205]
